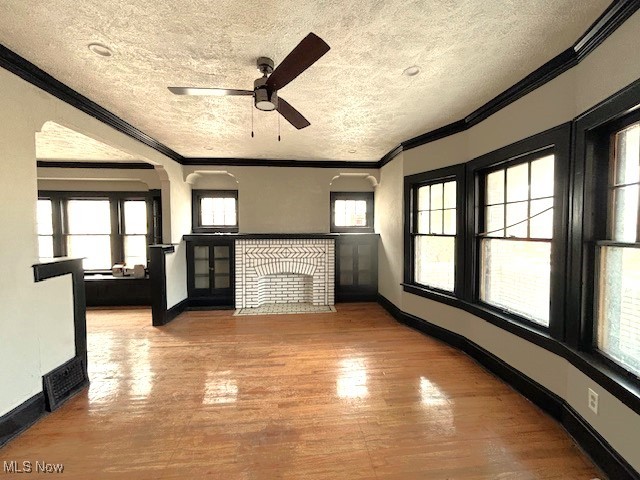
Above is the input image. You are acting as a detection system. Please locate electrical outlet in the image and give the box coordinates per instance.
[588,388,599,414]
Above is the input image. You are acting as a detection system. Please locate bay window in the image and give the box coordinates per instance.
[404,165,465,297]
[37,191,160,271]
[595,119,640,376]
[479,153,555,326]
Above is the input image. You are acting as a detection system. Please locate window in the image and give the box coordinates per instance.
[596,120,640,376]
[330,192,374,233]
[413,181,457,291]
[478,153,555,326]
[123,200,148,266]
[37,191,160,270]
[404,165,465,297]
[36,199,54,260]
[67,199,112,270]
[192,190,238,233]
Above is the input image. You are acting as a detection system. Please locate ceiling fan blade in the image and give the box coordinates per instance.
[266,33,330,91]
[277,97,310,130]
[168,87,253,96]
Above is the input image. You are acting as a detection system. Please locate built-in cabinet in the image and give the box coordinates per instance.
[184,234,378,307]
[186,238,235,307]
[335,235,378,302]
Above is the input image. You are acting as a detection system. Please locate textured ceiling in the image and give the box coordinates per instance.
[1,0,610,162]
[36,122,145,162]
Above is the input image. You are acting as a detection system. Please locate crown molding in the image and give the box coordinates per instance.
[1,1,637,171]
[0,45,183,163]
[378,0,640,168]
[181,157,379,169]
[37,160,155,170]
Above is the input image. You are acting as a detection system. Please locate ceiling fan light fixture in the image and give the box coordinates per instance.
[403,65,421,77]
[88,42,112,57]
[256,100,277,111]
[254,86,278,111]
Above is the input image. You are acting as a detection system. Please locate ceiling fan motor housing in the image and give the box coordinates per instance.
[254,76,278,111]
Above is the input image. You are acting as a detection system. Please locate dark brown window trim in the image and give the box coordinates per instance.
[191,189,239,233]
[329,191,374,233]
[37,190,161,270]
[401,79,640,417]
[403,164,466,296]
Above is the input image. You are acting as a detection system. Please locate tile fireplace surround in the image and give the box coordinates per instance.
[235,238,335,309]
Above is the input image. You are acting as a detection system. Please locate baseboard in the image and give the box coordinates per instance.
[377,293,640,480]
[0,393,46,448]
[159,298,189,326]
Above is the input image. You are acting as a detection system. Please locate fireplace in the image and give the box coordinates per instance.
[235,238,335,308]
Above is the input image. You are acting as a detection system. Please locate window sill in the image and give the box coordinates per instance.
[330,227,375,234]
[401,282,640,415]
[192,227,239,234]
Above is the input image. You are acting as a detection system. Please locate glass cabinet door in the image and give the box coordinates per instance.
[188,240,235,306]
[194,246,210,289]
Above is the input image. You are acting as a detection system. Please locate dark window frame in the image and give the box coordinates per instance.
[192,189,239,233]
[37,190,161,273]
[403,164,466,299]
[403,125,571,342]
[330,191,374,233]
[465,124,571,341]
[401,80,640,414]
[573,97,640,383]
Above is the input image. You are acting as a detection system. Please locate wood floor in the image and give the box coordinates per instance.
[0,304,602,479]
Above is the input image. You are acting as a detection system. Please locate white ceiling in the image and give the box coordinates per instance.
[1,0,610,162]
[36,122,146,162]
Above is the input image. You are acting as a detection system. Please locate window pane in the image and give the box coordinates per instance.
[68,235,111,270]
[614,124,640,186]
[335,198,367,227]
[443,209,456,235]
[335,200,347,226]
[67,200,111,234]
[224,198,237,225]
[415,236,455,291]
[124,235,147,266]
[443,181,456,209]
[506,202,528,238]
[506,163,529,202]
[431,183,443,210]
[124,200,147,234]
[344,200,356,226]
[486,169,504,205]
[430,210,443,234]
[530,155,555,199]
[417,211,429,234]
[201,197,237,226]
[418,186,430,211]
[354,200,367,226]
[480,238,551,326]
[37,199,53,235]
[486,205,504,237]
[612,185,639,243]
[597,246,640,377]
[530,198,554,239]
[38,235,54,259]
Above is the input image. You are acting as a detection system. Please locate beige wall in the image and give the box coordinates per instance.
[377,9,640,472]
[185,166,378,233]
[0,61,191,415]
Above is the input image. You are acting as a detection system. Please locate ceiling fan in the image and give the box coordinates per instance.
[168,33,330,130]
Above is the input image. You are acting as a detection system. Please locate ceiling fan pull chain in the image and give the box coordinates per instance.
[251,102,254,138]
[278,113,281,142]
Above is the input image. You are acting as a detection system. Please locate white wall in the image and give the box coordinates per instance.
[377,9,640,472]
[0,61,191,415]
[185,166,378,233]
